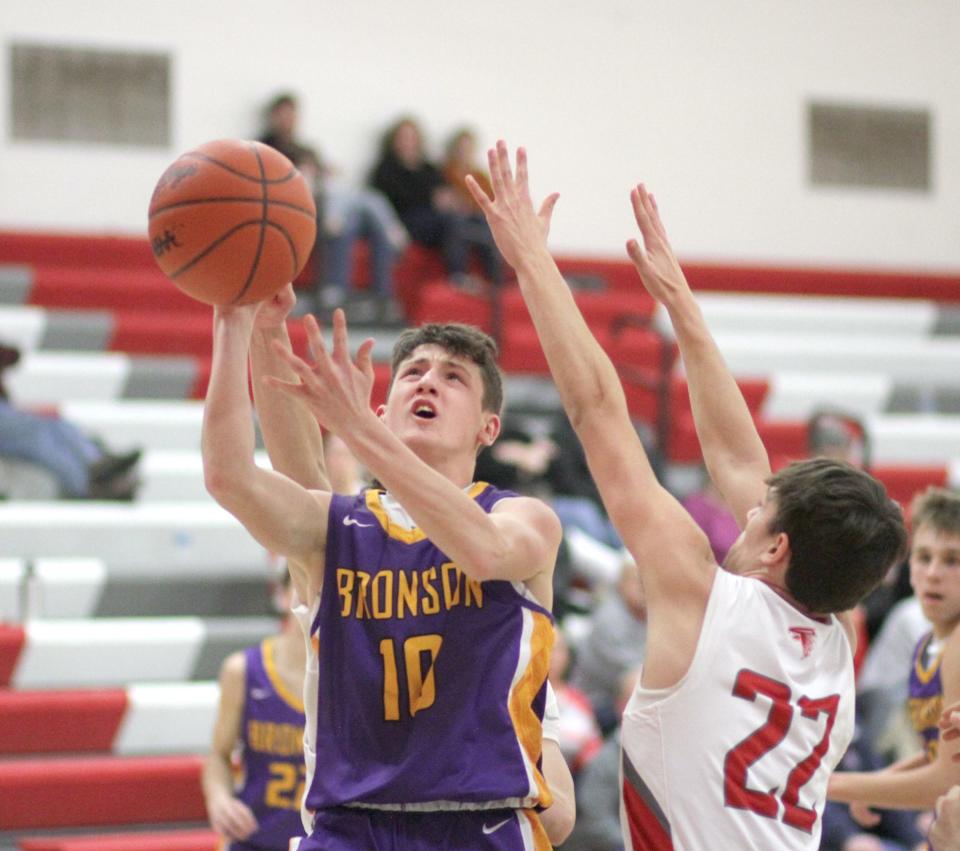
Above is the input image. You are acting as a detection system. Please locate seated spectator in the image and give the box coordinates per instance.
[857,595,927,757]
[570,558,647,733]
[560,669,641,851]
[369,116,502,289]
[443,127,492,213]
[680,473,739,564]
[548,628,603,776]
[259,93,405,322]
[544,411,622,549]
[0,344,140,499]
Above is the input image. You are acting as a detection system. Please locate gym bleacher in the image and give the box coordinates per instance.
[1,229,959,849]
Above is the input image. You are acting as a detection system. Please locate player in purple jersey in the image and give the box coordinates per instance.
[246,286,575,848]
[203,270,563,847]
[204,570,307,850]
[467,143,906,850]
[829,487,960,815]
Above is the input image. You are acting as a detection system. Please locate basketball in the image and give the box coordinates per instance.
[147,139,317,305]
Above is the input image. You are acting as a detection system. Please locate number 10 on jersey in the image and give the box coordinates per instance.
[379,634,443,721]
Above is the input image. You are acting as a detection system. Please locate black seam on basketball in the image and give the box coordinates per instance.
[229,146,269,304]
[168,220,263,278]
[186,152,302,184]
[149,196,316,219]
[262,220,300,276]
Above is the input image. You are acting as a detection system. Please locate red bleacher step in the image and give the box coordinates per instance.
[0,689,128,755]
[0,231,156,270]
[19,829,217,851]
[0,624,26,687]
[0,755,205,830]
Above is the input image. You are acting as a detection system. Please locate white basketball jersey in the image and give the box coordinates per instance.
[620,569,854,851]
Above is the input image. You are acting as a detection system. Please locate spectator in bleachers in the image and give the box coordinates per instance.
[560,669,640,851]
[203,568,307,850]
[0,342,141,499]
[442,128,492,213]
[544,411,623,550]
[259,93,406,323]
[681,473,740,564]
[369,116,502,291]
[472,411,616,613]
[857,595,927,758]
[570,557,647,733]
[547,627,603,776]
[808,408,869,468]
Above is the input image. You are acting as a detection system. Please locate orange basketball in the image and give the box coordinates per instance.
[147,139,316,305]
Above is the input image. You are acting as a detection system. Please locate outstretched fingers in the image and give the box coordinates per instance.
[465,174,495,214]
[487,146,507,202]
[538,192,561,230]
[515,146,530,194]
[329,308,351,367]
[630,184,658,246]
[495,140,515,191]
[263,341,313,399]
[354,337,375,382]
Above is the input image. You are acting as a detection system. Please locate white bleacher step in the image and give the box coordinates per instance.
[0,558,24,620]
[708,333,960,384]
[2,557,280,619]
[9,616,278,688]
[139,450,270,502]
[0,502,268,574]
[115,681,220,754]
[762,372,893,419]
[7,350,130,403]
[683,294,940,338]
[60,400,204,452]
[0,305,47,351]
[866,414,960,464]
[6,350,197,403]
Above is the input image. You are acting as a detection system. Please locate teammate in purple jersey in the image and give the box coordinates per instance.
[203,273,563,848]
[204,570,307,850]
[829,487,960,816]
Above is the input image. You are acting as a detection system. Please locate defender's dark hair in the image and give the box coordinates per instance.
[767,458,907,613]
[911,487,960,538]
[389,323,503,414]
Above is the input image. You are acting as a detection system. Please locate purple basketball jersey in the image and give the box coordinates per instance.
[231,640,307,851]
[302,483,554,814]
[908,631,943,761]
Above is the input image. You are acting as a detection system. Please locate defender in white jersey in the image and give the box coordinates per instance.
[468,143,907,850]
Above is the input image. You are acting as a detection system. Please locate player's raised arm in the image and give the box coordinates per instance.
[466,143,714,648]
[202,302,330,597]
[250,284,328,491]
[265,309,561,592]
[626,187,769,526]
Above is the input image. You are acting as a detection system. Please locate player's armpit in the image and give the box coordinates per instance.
[487,497,562,591]
[210,469,331,585]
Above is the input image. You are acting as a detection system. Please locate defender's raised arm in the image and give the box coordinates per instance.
[468,143,715,687]
[626,187,769,526]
